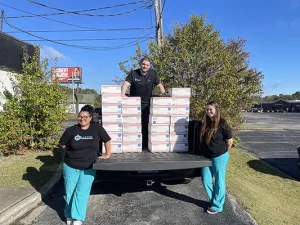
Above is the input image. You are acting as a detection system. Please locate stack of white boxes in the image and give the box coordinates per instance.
[101,85,123,153]
[122,97,142,153]
[101,85,142,153]
[148,88,191,153]
[148,97,172,152]
[169,88,191,152]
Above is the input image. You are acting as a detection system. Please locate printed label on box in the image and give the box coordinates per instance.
[149,115,170,124]
[169,88,191,97]
[122,142,142,153]
[171,106,189,115]
[102,123,123,132]
[122,106,141,115]
[150,106,172,115]
[102,142,122,154]
[170,142,188,152]
[102,95,122,104]
[171,115,189,124]
[169,133,188,142]
[123,133,142,142]
[148,142,170,152]
[172,98,190,106]
[170,125,188,133]
[123,124,142,133]
[102,104,122,113]
[149,133,170,142]
[122,97,141,106]
[148,124,170,133]
[107,132,122,142]
[122,116,141,124]
[101,85,121,94]
[102,113,122,123]
[150,97,172,106]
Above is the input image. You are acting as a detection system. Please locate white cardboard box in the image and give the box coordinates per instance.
[102,104,122,113]
[122,106,141,115]
[169,124,188,133]
[172,97,190,106]
[171,115,189,124]
[149,133,170,142]
[102,123,123,132]
[107,131,123,142]
[122,133,142,142]
[122,115,141,124]
[169,133,188,142]
[149,115,170,124]
[101,85,121,95]
[171,106,189,115]
[148,142,170,152]
[102,113,122,123]
[150,97,172,106]
[122,97,141,106]
[123,124,142,133]
[102,142,122,154]
[148,124,170,133]
[122,142,142,153]
[102,94,122,104]
[170,142,189,152]
[150,106,172,115]
[169,88,191,97]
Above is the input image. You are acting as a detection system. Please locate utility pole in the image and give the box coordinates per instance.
[154,0,163,47]
[0,10,4,32]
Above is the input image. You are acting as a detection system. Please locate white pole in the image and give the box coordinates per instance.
[72,73,75,113]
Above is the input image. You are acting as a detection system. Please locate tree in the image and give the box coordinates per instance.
[118,15,263,131]
[0,46,69,153]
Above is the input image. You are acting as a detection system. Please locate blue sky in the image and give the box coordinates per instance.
[1,0,300,95]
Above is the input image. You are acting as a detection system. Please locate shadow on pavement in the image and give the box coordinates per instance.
[91,180,209,210]
[247,158,300,181]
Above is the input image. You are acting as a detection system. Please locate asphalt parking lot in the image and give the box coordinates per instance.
[239,113,300,180]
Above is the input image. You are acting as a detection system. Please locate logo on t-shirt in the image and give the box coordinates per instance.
[74,134,93,141]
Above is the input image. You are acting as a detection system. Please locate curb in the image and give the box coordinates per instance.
[0,161,63,225]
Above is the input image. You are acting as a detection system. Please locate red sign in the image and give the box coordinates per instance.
[51,67,82,84]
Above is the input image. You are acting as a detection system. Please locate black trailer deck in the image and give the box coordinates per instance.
[93,150,211,171]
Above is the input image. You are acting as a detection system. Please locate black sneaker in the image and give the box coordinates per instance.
[206,207,219,214]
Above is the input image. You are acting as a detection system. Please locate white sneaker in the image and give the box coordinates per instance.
[66,218,73,225]
[73,220,83,225]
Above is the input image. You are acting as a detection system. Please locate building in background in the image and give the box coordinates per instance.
[254,99,300,112]
[0,32,34,111]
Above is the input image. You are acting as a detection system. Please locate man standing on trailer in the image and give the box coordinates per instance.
[121,57,167,149]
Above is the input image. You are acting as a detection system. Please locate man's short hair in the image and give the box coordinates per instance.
[140,57,151,64]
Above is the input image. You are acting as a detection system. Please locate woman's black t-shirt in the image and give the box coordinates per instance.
[201,120,232,159]
[59,123,111,170]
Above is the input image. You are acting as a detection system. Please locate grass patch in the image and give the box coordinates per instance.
[227,148,300,225]
[239,126,282,131]
[0,149,62,189]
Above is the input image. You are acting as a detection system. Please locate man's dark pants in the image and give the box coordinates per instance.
[141,104,150,149]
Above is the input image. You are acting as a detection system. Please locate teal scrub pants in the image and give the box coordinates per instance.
[63,163,96,221]
[201,151,229,212]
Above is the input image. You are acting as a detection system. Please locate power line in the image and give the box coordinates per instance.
[4,18,154,50]
[0,3,150,30]
[9,1,147,18]
[6,27,154,34]
[23,37,155,42]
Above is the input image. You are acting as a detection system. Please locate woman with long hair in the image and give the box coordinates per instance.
[200,100,233,214]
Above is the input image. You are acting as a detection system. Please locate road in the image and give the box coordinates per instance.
[16,179,255,225]
[239,113,300,180]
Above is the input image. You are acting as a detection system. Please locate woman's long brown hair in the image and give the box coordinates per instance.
[200,100,224,144]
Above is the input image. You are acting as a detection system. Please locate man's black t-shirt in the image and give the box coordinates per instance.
[125,69,160,105]
[59,123,111,170]
[201,120,232,159]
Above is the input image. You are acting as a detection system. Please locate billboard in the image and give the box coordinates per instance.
[51,67,82,84]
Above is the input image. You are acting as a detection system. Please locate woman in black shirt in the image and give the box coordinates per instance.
[200,100,233,214]
[59,105,111,225]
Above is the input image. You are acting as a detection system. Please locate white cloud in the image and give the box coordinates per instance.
[40,45,70,61]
